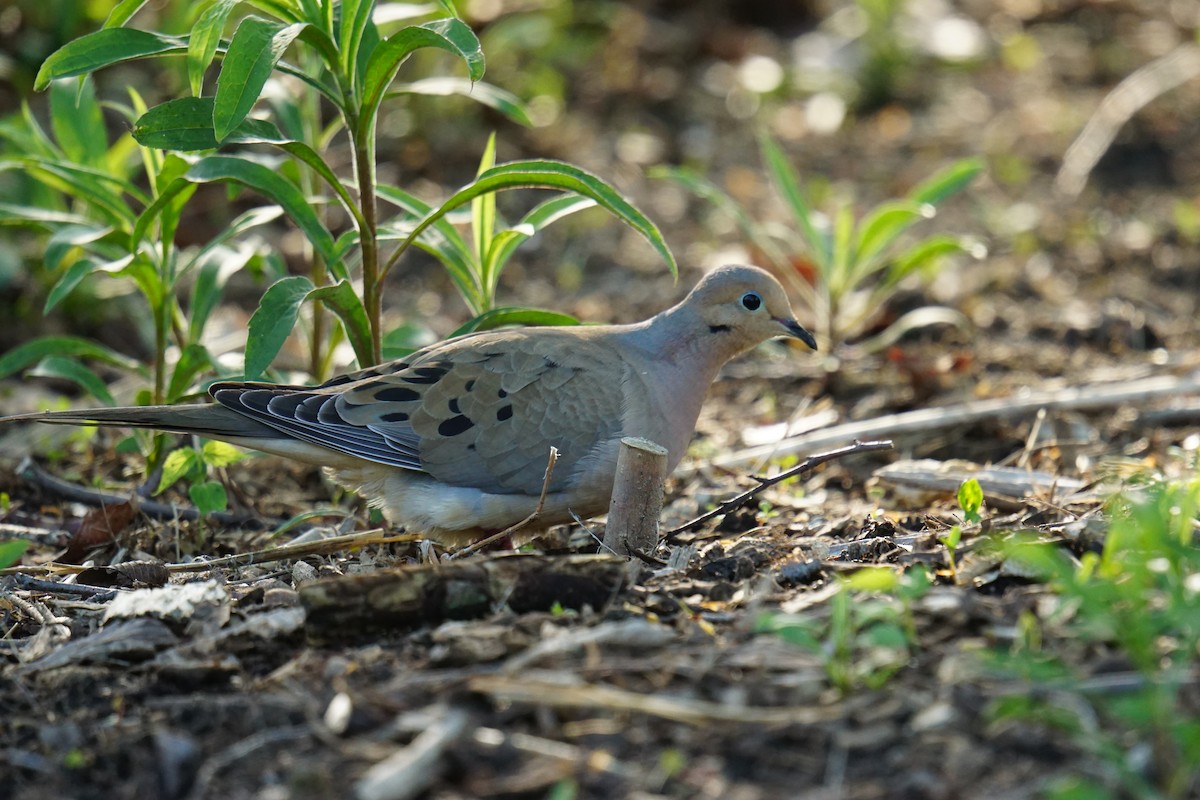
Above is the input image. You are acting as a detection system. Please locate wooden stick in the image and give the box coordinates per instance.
[449,447,559,558]
[669,439,894,538]
[603,437,668,557]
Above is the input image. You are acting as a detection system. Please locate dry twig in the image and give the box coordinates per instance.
[669,439,895,538]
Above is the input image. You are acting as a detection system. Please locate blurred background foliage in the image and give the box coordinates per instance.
[1,0,1197,378]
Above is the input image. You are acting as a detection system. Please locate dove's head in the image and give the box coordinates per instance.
[686,264,817,353]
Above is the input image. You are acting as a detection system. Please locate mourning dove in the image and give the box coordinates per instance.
[7,265,815,544]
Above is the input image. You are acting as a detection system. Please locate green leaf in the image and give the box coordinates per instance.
[377,182,481,311]
[44,224,112,270]
[103,0,151,28]
[183,155,337,265]
[0,204,93,228]
[338,0,374,84]
[0,159,139,228]
[153,154,196,252]
[387,160,677,281]
[361,18,485,127]
[223,120,362,230]
[134,96,275,151]
[44,257,101,314]
[0,336,142,380]
[389,78,532,126]
[189,0,240,96]
[940,524,962,550]
[166,343,215,402]
[843,566,900,593]
[201,440,247,468]
[0,540,30,570]
[157,447,201,494]
[484,196,597,299]
[215,17,306,141]
[244,275,313,379]
[760,133,826,269]
[49,78,106,167]
[307,279,374,368]
[449,307,580,338]
[909,157,984,206]
[28,356,117,406]
[35,29,186,90]
[189,480,229,515]
[958,477,984,521]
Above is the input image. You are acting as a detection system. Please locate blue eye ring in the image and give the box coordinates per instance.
[741,292,762,311]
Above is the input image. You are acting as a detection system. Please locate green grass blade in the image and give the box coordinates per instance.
[882,234,975,290]
[908,156,984,206]
[651,165,788,268]
[829,203,855,293]
[214,17,305,141]
[850,199,930,282]
[473,133,498,300]
[35,29,186,90]
[759,133,827,269]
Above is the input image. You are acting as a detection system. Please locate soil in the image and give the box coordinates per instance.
[2,1,1200,799]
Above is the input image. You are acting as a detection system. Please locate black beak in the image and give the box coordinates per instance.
[778,318,818,351]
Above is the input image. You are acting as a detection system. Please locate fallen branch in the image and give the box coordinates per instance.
[0,528,412,577]
[669,439,895,538]
[17,456,271,528]
[717,373,1200,468]
[469,674,836,727]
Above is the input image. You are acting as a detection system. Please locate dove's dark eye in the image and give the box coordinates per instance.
[741,292,762,311]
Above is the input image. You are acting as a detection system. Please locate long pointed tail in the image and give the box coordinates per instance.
[1,403,283,440]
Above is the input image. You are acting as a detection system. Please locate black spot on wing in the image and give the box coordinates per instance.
[448,397,461,414]
[496,404,513,421]
[380,411,410,423]
[402,365,449,384]
[373,385,420,403]
[437,415,474,437]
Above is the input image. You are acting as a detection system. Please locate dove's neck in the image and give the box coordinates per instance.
[613,305,737,466]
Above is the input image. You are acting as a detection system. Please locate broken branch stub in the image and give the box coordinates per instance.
[603,436,668,557]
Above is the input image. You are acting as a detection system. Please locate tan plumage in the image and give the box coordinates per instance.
[5,265,816,545]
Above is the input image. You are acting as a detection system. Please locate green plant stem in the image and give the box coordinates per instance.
[352,123,382,365]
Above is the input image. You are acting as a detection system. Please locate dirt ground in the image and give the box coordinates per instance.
[2,1,1200,798]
